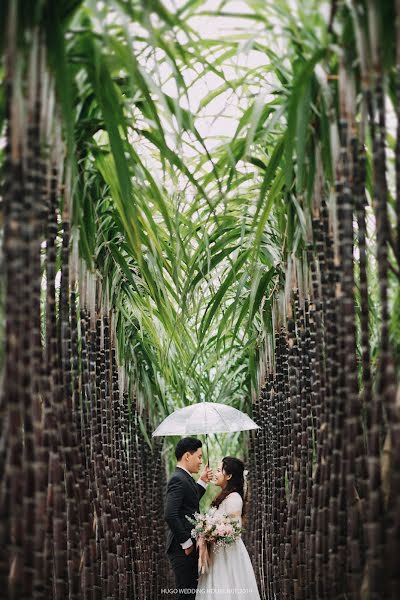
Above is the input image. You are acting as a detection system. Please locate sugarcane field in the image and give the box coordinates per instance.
[0,1,400,599]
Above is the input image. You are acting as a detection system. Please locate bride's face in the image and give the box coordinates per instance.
[214,461,232,489]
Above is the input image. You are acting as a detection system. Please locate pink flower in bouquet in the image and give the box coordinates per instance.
[215,524,226,536]
[224,524,233,536]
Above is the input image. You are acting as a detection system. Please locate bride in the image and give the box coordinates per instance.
[195,457,261,599]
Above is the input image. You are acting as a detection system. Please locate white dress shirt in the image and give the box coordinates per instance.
[176,465,208,549]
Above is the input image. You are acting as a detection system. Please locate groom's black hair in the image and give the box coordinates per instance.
[175,437,202,460]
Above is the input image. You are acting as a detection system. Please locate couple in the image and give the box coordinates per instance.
[164,437,261,599]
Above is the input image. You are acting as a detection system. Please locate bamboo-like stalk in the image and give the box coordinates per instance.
[0,9,174,598]
[3,1,400,599]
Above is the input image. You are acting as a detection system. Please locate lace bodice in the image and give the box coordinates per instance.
[215,492,243,526]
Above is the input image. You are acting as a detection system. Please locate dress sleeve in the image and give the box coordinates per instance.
[224,493,243,517]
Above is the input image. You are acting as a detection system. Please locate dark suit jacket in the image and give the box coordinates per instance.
[164,467,207,553]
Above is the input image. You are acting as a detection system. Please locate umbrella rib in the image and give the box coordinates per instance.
[209,404,234,433]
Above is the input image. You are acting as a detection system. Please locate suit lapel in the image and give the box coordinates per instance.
[175,467,198,495]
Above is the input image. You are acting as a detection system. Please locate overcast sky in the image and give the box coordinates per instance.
[161,1,269,145]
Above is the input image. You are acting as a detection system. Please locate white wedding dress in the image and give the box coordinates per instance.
[195,492,261,599]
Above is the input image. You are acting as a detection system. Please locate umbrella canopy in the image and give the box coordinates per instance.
[152,402,260,437]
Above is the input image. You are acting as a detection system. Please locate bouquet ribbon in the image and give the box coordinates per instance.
[197,536,211,575]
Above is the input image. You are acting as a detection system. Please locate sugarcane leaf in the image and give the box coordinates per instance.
[199,250,251,340]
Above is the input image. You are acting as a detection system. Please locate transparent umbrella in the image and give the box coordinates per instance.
[152,402,260,465]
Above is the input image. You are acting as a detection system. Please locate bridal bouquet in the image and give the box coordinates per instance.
[186,508,243,574]
[186,507,243,547]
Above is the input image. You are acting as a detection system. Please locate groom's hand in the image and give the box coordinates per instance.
[184,545,194,556]
[199,466,213,483]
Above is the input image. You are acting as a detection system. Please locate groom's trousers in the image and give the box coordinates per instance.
[166,539,199,600]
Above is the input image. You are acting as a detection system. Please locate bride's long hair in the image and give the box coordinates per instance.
[210,457,248,522]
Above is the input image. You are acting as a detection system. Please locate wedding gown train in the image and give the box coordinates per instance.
[195,492,261,599]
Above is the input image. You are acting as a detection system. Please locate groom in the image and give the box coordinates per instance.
[164,437,213,599]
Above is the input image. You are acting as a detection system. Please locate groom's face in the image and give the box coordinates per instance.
[185,448,203,474]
